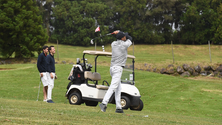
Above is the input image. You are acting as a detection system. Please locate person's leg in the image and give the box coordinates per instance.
[114,80,124,113]
[43,86,48,101]
[115,81,122,109]
[101,83,116,105]
[47,73,55,102]
[102,66,122,105]
[100,67,117,112]
[41,72,48,101]
[114,66,123,111]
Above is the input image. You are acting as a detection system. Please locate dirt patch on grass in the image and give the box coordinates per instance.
[202,89,222,93]
[0,68,14,70]
[188,76,221,81]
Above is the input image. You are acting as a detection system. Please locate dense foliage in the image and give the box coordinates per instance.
[50,0,113,46]
[0,0,48,58]
[180,0,222,44]
[48,0,222,45]
[1,0,222,57]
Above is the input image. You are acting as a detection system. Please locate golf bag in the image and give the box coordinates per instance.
[67,66,84,89]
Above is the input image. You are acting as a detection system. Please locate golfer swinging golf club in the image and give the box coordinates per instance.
[99,30,132,113]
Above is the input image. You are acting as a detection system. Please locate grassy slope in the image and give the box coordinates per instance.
[0,44,222,124]
[2,44,222,68]
[45,44,222,68]
[0,64,222,124]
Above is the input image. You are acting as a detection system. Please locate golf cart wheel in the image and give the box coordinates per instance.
[121,96,130,110]
[130,99,143,111]
[85,101,98,107]
[69,92,82,105]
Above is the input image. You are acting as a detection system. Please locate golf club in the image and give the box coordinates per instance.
[36,77,41,101]
[91,32,114,44]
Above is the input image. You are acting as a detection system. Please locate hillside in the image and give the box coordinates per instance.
[0,44,222,124]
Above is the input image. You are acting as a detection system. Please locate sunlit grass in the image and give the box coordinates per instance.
[1,44,222,124]
[44,44,222,69]
[0,64,222,124]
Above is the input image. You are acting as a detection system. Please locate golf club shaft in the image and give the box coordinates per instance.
[92,33,114,40]
[36,77,41,101]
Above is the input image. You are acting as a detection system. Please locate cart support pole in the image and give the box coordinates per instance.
[133,59,135,85]
[95,55,99,72]
[133,42,134,56]
[83,54,86,70]
[132,42,135,85]
[95,55,99,85]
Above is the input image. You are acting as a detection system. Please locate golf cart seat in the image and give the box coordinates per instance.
[96,85,109,90]
[84,71,109,90]
[84,71,101,80]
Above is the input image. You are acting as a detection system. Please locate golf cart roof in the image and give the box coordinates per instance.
[83,50,135,59]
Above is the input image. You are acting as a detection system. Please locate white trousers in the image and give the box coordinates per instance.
[40,72,48,87]
[102,66,123,109]
[46,72,55,100]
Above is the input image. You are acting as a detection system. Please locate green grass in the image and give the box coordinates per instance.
[0,64,222,124]
[2,44,222,69]
[1,44,222,124]
[42,44,222,69]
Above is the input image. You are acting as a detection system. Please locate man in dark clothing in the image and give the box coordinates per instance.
[37,46,48,102]
[46,46,56,103]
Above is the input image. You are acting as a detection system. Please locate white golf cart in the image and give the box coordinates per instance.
[65,50,143,111]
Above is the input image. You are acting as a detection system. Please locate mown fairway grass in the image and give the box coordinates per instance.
[43,43,222,69]
[3,43,222,68]
[0,44,222,124]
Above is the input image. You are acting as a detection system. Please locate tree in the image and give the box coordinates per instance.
[35,0,53,38]
[180,0,222,44]
[0,0,48,58]
[102,0,162,44]
[211,1,222,43]
[146,0,188,43]
[50,0,113,46]
[37,0,222,45]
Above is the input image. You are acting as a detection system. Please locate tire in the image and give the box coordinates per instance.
[121,96,130,110]
[85,101,98,107]
[69,92,82,105]
[130,99,143,111]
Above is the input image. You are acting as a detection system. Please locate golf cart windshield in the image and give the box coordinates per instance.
[83,50,135,85]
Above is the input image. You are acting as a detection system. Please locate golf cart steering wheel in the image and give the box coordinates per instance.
[102,80,109,86]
